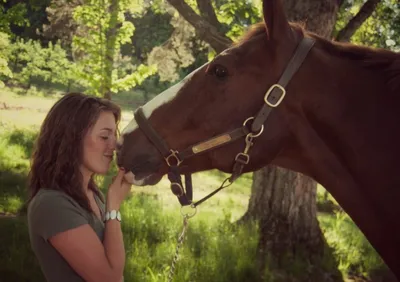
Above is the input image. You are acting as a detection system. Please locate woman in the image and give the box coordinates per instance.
[27,92,131,282]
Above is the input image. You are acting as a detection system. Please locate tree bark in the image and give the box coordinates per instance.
[284,0,339,37]
[245,167,337,281]
[335,0,382,42]
[245,166,323,254]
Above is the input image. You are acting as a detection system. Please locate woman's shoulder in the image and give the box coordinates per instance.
[30,189,74,206]
[27,189,91,240]
[28,189,84,218]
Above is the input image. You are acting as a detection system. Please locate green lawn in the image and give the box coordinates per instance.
[0,86,388,282]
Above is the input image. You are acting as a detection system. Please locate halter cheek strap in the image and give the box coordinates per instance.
[252,37,315,132]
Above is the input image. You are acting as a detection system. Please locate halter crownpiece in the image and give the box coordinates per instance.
[133,35,315,208]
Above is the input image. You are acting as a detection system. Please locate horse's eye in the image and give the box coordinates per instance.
[213,65,228,79]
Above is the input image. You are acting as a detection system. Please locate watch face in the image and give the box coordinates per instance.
[110,210,117,220]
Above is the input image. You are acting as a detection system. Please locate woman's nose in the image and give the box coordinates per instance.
[108,138,117,150]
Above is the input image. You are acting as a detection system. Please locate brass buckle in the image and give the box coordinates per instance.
[264,84,286,107]
[165,150,183,167]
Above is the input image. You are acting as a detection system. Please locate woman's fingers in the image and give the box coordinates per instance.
[111,168,125,187]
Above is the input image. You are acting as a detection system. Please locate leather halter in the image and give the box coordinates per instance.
[133,36,315,207]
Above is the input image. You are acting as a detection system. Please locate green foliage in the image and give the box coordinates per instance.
[0,3,29,35]
[0,32,12,86]
[6,38,79,90]
[0,128,38,214]
[1,0,52,45]
[72,0,156,97]
[11,39,49,85]
[216,0,262,40]
[113,63,157,92]
[335,0,400,50]
[128,8,174,60]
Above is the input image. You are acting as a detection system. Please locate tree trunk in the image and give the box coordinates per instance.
[245,167,342,281]
[103,0,120,100]
[284,0,339,37]
[246,166,323,252]
[241,1,342,281]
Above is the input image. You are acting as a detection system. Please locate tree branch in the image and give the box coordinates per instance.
[337,0,345,9]
[166,0,232,53]
[196,0,224,32]
[335,0,382,42]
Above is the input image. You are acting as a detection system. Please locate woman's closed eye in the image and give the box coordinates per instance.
[100,136,109,140]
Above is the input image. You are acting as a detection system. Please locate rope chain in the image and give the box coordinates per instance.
[167,215,189,282]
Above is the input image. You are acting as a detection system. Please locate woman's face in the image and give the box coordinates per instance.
[81,111,117,175]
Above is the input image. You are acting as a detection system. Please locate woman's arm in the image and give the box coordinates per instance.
[49,169,131,282]
[49,221,124,282]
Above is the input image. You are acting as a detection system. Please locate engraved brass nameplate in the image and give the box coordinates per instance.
[192,134,232,154]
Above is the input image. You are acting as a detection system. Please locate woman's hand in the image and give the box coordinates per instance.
[106,168,132,210]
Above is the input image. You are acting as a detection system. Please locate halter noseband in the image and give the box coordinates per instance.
[133,36,315,208]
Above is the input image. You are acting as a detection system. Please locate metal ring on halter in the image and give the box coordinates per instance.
[165,150,183,167]
[243,117,264,138]
[180,205,197,219]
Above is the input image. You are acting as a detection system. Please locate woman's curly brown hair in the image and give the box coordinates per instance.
[28,92,121,212]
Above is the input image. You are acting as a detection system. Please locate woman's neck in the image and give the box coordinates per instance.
[80,165,93,192]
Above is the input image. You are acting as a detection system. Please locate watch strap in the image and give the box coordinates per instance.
[104,210,121,222]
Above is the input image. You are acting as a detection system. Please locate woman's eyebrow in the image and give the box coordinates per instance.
[100,128,115,132]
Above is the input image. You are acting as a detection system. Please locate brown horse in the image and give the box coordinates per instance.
[117,0,400,278]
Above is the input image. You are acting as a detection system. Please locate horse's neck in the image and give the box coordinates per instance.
[273,52,400,276]
[306,75,398,181]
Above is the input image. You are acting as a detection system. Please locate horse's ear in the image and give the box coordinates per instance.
[263,0,291,41]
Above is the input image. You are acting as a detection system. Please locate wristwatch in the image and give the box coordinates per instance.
[104,210,122,222]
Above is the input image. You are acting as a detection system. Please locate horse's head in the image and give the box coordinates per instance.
[117,0,316,185]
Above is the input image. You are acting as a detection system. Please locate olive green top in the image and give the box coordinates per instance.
[27,189,105,282]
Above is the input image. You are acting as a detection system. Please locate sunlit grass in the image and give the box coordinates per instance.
[318,212,385,276]
[119,194,260,282]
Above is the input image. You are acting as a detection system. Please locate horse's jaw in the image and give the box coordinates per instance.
[123,171,164,186]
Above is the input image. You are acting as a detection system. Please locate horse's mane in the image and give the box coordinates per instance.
[312,29,400,94]
[236,22,400,93]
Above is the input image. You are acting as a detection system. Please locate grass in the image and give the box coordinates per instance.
[118,194,260,282]
[0,85,387,281]
[318,213,385,277]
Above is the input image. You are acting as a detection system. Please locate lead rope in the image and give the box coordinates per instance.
[167,216,188,282]
[166,131,258,281]
[167,207,197,282]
